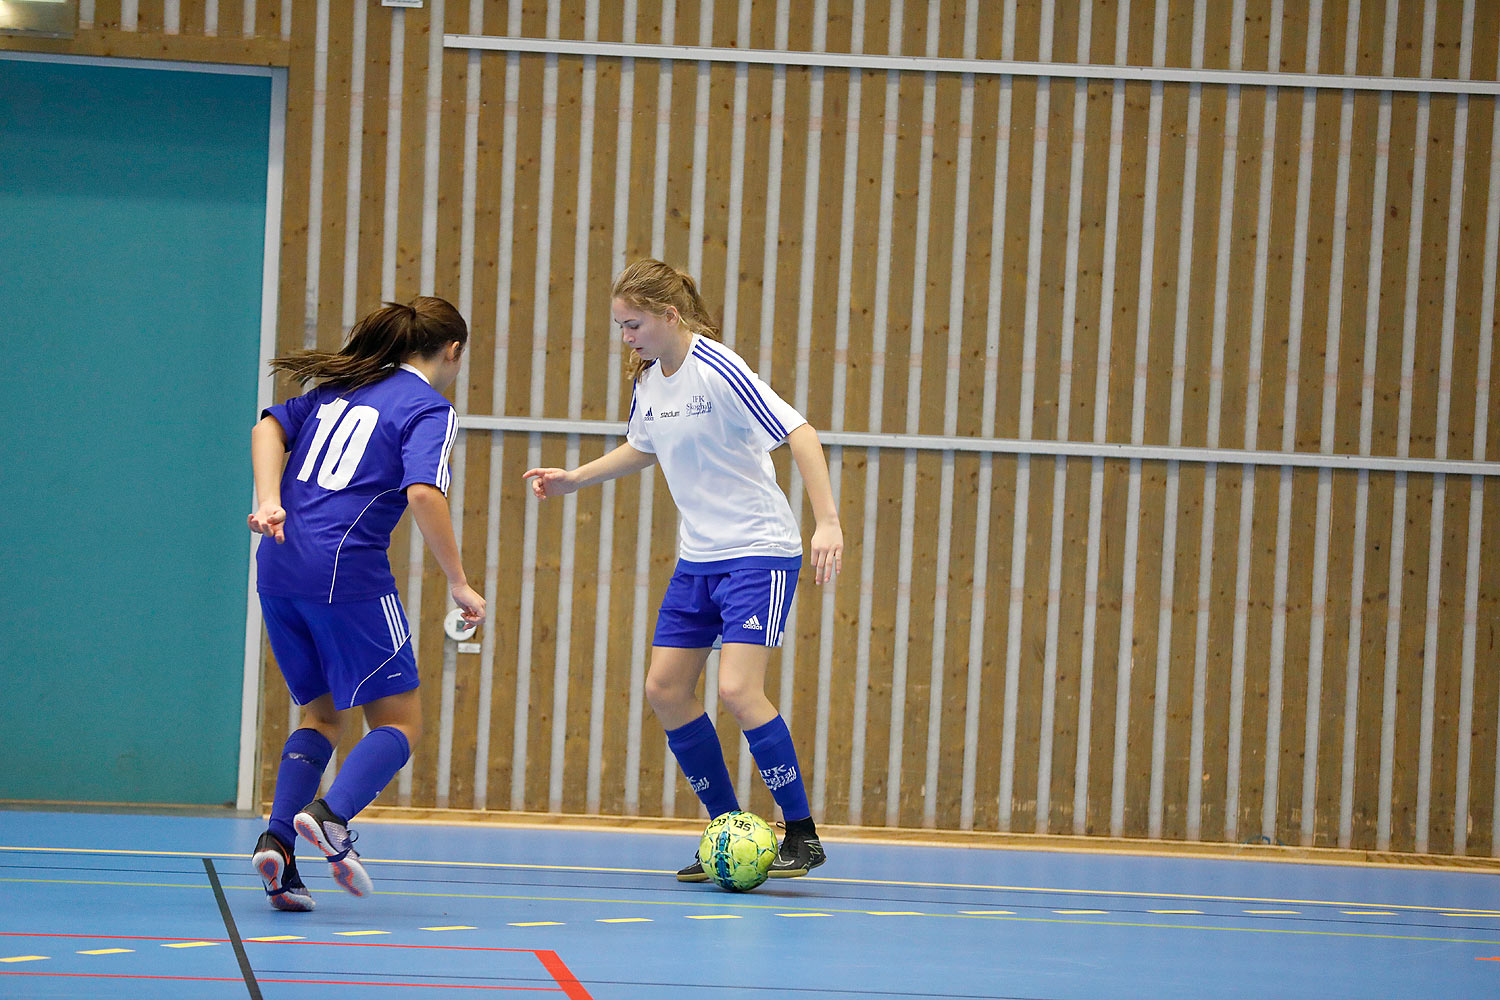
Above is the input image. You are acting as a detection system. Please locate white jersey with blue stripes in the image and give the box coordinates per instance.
[625,334,807,565]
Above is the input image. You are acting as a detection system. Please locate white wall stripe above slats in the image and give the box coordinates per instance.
[453,417,1500,477]
[445,33,1500,96]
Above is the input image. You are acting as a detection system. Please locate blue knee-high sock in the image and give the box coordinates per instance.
[270,728,334,850]
[745,715,811,823]
[323,726,411,823]
[665,714,740,818]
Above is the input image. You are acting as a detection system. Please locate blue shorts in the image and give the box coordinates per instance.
[260,593,419,710]
[653,559,801,648]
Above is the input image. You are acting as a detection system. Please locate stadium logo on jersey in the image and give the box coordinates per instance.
[760,764,798,791]
[644,407,654,421]
[742,614,763,631]
[685,394,713,416]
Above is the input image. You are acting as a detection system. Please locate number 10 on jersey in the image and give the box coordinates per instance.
[297,399,380,491]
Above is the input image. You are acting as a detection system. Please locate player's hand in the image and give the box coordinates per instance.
[522,467,579,499]
[810,520,843,585]
[452,583,486,626]
[248,502,286,544]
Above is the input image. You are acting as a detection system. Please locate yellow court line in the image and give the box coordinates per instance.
[162,941,218,949]
[2,878,210,891]
[334,930,389,937]
[2,844,1493,917]
[0,956,48,963]
[1150,910,1204,914]
[77,948,133,955]
[953,913,1500,946]
[4,876,1498,948]
[421,926,476,932]
[686,915,741,920]
[1342,911,1397,915]
[246,936,304,942]
[777,913,831,917]
[597,918,652,924]
[15,872,1490,947]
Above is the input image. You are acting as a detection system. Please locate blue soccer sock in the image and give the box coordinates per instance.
[665,714,741,818]
[269,728,334,851]
[745,715,811,823]
[323,726,411,823]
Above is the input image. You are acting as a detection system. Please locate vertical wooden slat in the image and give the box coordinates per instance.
[884,0,939,827]
[848,0,904,827]
[1456,40,1499,860]
[919,0,977,830]
[995,0,1052,833]
[584,0,633,817]
[1412,0,1473,853]
[748,0,792,812]
[1072,0,1129,838]
[1300,0,1362,847]
[1260,0,1323,844]
[471,0,521,813]
[1224,0,1286,841]
[817,2,868,825]
[1138,0,1202,839]
[1376,0,1436,852]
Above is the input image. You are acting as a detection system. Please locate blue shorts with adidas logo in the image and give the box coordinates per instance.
[653,556,802,648]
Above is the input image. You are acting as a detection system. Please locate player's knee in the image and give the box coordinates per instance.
[644,672,689,713]
[716,677,763,720]
[300,711,342,743]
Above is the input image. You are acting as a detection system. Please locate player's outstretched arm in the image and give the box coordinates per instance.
[248,415,289,544]
[407,483,487,626]
[786,424,843,585]
[524,442,655,499]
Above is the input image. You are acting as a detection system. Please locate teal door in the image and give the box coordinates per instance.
[0,56,275,806]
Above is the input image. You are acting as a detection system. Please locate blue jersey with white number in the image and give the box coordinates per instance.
[256,364,458,602]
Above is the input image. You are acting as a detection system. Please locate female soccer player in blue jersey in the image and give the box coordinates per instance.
[525,260,843,878]
[247,296,486,910]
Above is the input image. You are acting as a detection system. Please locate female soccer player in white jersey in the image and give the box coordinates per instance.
[247,296,486,910]
[525,259,843,878]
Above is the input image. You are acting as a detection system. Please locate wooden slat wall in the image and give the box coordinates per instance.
[7,0,1495,856]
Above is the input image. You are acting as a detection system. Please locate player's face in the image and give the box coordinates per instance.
[612,298,680,364]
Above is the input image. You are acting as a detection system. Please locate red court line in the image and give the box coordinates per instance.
[0,932,593,996]
[533,950,594,1000]
[1,931,536,953]
[0,971,561,990]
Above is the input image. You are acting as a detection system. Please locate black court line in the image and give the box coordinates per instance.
[203,857,262,1000]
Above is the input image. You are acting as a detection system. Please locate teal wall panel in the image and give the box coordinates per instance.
[0,58,271,805]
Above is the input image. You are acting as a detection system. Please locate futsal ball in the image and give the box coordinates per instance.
[699,810,778,892]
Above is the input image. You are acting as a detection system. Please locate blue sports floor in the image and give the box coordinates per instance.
[0,810,1496,998]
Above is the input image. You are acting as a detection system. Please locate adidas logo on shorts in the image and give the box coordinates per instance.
[742,614,763,631]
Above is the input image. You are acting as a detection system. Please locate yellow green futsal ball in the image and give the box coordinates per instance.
[700,810,777,892]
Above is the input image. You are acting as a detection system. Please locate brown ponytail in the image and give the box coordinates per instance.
[610,259,721,383]
[270,296,469,390]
